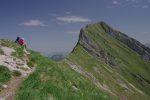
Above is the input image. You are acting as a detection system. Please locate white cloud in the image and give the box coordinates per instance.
[65,12,71,14]
[109,0,150,8]
[142,5,148,8]
[112,0,121,5]
[56,16,91,23]
[67,31,80,35]
[124,0,150,3]
[22,19,47,27]
[125,0,141,2]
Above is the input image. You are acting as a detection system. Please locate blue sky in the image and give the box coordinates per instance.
[0,0,150,55]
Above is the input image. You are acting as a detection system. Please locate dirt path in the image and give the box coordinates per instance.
[0,67,35,100]
[0,76,23,100]
[0,46,34,100]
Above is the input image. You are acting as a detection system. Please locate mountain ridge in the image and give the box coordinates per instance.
[73,21,150,62]
[69,21,150,99]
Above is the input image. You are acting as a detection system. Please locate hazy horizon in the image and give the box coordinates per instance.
[0,0,150,54]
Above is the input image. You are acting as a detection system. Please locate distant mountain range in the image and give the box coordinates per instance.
[49,54,66,61]
[47,52,68,61]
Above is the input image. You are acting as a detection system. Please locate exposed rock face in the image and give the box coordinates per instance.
[75,21,150,62]
[0,46,32,77]
[78,29,101,58]
[0,39,32,77]
[100,22,150,61]
[73,29,116,65]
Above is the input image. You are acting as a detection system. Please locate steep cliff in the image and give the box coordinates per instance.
[100,22,150,61]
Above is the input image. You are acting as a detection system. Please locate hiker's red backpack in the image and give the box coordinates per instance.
[19,38,25,45]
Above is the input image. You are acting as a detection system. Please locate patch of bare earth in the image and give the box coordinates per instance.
[0,76,23,100]
[0,66,35,100]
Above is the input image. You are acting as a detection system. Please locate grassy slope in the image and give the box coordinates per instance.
[1,39,116,99]
[2,22,149,99]
[16,51,116,100]
[0,65,11,91]
[0,39,25,91]
[68,23,150,100]
[0,39,25,59]
[0,39,18,48]
[0,48,4,55]
[0,65,11,83]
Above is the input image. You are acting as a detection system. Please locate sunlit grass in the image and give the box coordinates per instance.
[16,51,116,100]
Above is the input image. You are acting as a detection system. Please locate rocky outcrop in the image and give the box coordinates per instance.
[73,28,117,66]
[77,29,101,58]
[0,40,33,77]
[74,21,150,62]
[0,46,32,77]
[100,22,150,61]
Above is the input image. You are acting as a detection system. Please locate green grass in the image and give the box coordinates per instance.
[12,70,22,77]
[0,39,25,59]
[85,24,150,94]
[27,52,36,68]
[68,23,150,100]
[0,48,4,55]
[11,46,24,59]
[0,39,18,48]
[1,23,150,100]
[16,51,116,100]
[0,65,11,83]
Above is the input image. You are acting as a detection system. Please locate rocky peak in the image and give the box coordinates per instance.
[72,27,111,65]
[75,21,150,62]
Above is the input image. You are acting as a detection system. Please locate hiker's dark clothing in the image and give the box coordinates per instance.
[15,37,20,43]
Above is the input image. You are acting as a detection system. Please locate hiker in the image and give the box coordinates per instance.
[18,38,24,46]
[15,37,27,48]
[15,37,30,55]
[19,38,27,48]
[15,36,20,43]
